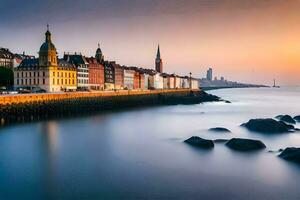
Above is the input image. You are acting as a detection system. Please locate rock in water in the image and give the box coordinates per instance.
[276,115,296,124]
[294,115,300,122]
[184,136,214,149]
[209,127,231,133]
[279,148,300,164]
[241,118,294,133]
[225,138,266,151]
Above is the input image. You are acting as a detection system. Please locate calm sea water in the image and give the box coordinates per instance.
[0,87,300,200]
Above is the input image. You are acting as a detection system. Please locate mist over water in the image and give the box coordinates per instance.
[0,87,300,199]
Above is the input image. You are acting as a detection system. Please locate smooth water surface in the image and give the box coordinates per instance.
[0,87,300,199]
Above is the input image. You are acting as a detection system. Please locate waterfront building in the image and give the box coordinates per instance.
[155,45,163,73]
[104,61,115,90]
[123,67,135,90]
[174,75,181,89]
[191,78,199,89]
[14,26,77,92]
[180,76,189,89]
[162,73,170,89]
[143,72,149,90]
[153,73,164,89]
[112,62,124,90]
[86,57,104,91]
[0,48,14,69]
[132,68,140,89]
[168,74,175,89]
[63,53,89,91]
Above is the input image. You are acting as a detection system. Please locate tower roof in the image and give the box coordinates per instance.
[39,24,56,52]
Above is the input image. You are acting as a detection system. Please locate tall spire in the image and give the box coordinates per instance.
[155,44,163,73]
[45,24,51,43]
[156,44,161,60]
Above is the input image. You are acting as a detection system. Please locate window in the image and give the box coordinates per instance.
[43,72,45,77]
[21,79,23,85]
[53,72,55,76]
[17,72,19,78]
[17,79,19,85]
[37,79,39,84]
[34,72,36,77]
[34,79,36,85]
[53,78,55,85]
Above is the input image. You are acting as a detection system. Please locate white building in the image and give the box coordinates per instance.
[153,73,163,89]
[64,53,89,91]
[123,68,135,90]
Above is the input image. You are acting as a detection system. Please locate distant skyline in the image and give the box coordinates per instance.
[1,0,300,85]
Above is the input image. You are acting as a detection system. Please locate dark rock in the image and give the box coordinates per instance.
[294,115,300,122]
[225,138,266,151]
[209,127,231,133]
[184,136,214,149]
[277,115,296,124]
[279,147,300,164]
[241,118,294,133]
[224,100,231,103]
[213,139,229,143]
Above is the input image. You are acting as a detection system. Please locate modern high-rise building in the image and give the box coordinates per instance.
[155,45,163,73]
[206,68,213,81]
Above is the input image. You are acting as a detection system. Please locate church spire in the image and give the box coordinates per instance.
[155,44,163,73]
[156,44,161,60]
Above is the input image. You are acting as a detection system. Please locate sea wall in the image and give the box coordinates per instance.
[0,89,216,126]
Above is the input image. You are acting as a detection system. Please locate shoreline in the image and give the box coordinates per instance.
[0,89,221,127]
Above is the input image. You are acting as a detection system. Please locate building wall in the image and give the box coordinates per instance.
[77,64,89,90]
[14,67,77,92]
[174,77,181,89]
[14,68,50,91]
[133,71,141,89]
[143,74,149,89]
[88,62,104,91]
[124,69,135,90]
[154,73,163,89]
[114,65,124,90]
[104,64,114,90]
[49,67,77,92]
[139,73,145,90]
[168,77,175,89]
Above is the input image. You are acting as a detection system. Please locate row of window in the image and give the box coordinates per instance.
[16,78,45,85]
[52,71,75,78]
[78,79,89,84]
[17,71,46,78]
[52,78,75,85]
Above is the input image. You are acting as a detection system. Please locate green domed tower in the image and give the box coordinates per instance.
[38,25,58,67]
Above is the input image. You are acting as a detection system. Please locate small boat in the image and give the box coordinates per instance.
[273,79,280,88]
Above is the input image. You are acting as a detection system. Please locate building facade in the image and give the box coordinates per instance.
[86,57,104,91]
[112,63,124,90]
[14,26,77,92]
[104,61,115,90]
[123,67,135,90]
[64,53,89,91]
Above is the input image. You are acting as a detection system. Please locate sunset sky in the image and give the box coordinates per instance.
[1,0,300,85]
